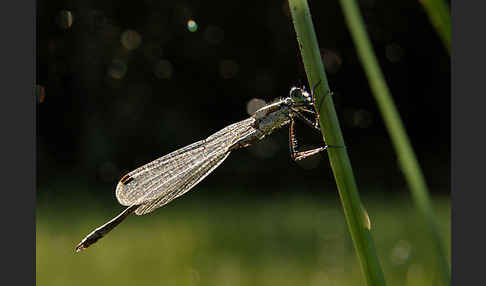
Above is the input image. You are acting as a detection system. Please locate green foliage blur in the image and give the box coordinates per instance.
[37,186,449,286]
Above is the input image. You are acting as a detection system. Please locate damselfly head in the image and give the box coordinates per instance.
[289,87,312,105]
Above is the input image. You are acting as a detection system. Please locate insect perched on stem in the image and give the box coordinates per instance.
[75,84,334,253]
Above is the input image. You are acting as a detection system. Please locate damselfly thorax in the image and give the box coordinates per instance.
[75,85,331,252]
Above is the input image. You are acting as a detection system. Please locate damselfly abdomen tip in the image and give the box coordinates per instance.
[75,85,332,252]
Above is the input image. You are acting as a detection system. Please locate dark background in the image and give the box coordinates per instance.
[35,1,450,285]
[37,0,450,198]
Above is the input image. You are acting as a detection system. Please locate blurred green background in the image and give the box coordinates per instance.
[37,0,450,285]
[37,189,449,286]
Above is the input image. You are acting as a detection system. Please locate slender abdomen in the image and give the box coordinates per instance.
[230,104,290,150]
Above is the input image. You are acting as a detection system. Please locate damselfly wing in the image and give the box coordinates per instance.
[75,86,331,252]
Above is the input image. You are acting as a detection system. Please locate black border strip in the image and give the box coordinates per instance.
[0,0,36,284]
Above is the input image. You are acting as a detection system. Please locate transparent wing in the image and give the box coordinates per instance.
[135,151,230,215]
[115,117,257,213]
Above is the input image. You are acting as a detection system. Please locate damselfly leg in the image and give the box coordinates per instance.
[309,79,335,127]
[288,92,345,162]
[311,80,322,128]
[75,84,342,253]
[288,116,328,161]
[290,107,322,134]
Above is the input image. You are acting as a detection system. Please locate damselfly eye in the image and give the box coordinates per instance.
[289,87,303,100]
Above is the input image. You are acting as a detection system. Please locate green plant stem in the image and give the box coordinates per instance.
[288,1,386,285]
[338,0,450,284]
[420,0,451,54]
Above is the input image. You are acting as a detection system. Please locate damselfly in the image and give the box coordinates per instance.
[75,85,333,252]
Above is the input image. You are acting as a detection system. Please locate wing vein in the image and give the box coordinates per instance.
[115,117,256,211]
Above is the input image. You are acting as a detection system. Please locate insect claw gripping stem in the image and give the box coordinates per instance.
[308,80,345,150]
[292,146,329,161]
[326,144,346,149]
[310,79,334,114]
[309,80,322,128]
[311,79,321,111]
[75,85,343,252]
[311,79,322,99]
[289,115,330,161]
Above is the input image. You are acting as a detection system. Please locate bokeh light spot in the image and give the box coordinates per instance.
[57,10,73,30]
[322,49,342,74]
[153,60,173,79]
[219,60,239,79]
[187,19,198,32]
[249,138,279,159]
[390,240,412,265]
[35,85,46,103]
[121,30,142,51]
[246,98,266,115]
[108,59,128,79]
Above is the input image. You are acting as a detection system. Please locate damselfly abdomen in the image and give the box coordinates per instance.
[75,86,330,252]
